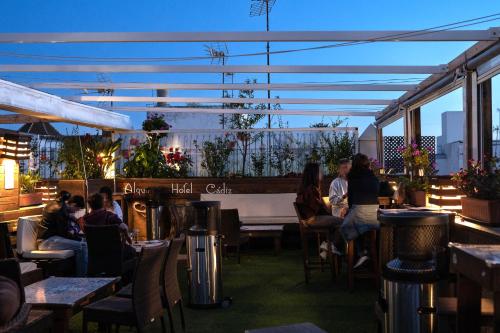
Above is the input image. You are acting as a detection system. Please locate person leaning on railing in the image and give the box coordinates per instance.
[340,153,380,269]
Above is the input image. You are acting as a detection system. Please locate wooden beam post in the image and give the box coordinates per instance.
[463,70,479,164]
[478,78,493,166]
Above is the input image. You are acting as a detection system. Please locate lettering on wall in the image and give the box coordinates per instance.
[122,181,232,195]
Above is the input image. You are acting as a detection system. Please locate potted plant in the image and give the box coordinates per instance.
[163,147,193,178]
[195,136,235,177]
[397,142,434,207]
[452,158,500,225]
[123,114,174,178]
[19,170,43,207]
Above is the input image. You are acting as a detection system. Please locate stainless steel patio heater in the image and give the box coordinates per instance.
[186,201,223,307]
[378,211,449,333]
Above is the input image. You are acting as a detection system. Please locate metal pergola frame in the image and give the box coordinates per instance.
[0,64,447,74]
[0,28,498,166]
[28,82,419,92]
[0,29,497,43]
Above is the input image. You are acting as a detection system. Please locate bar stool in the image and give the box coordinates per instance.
[293,203,340,284]
[346,229,379,291]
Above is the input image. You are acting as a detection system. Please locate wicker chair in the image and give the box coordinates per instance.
[116,235,187,332]
[293,202,339,284]
[85,224,136,280]
[82,242,169,333]
[221,209,248,264]
[0,259,31,333]
[162,235,186,333]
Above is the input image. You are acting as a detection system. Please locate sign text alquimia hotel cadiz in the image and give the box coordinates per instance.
[122,182,233,195]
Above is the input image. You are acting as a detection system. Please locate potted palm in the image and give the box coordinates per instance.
[19,170,43,207]
[452,159,500,225]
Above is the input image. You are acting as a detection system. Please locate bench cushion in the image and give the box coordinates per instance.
[23,250,74,260]
[16,216,42,255]
[19,262,38,274]
[240,217,297,225]
[200,193,297,219]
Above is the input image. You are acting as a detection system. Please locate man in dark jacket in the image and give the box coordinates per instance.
[38,191,88,276]
[83,193,134,260]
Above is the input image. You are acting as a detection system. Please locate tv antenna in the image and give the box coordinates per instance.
[250,0,277,175]
[206,43,232,128]
[96,73,114,108]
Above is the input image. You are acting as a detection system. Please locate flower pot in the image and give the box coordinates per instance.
[409,190,426,207]
[19,192,43,207]
[461,197,500,226]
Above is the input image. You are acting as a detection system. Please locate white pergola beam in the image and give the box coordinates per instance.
[0,29,497,43]
[107,106,378,117]
[0,79,132,130]
[0,65,447,74]
[69,95,393,105]
[30,82,418,91]
[118,126,359,135]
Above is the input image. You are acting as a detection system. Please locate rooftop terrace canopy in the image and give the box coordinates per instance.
[0,28,498,133]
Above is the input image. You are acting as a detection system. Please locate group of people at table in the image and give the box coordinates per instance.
[38,186,134,277]
[296,153,391,269]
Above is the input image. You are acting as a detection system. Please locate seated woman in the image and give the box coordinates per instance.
[340,153,380,269]
[296,163,343,256]
[39,191,88,277]
[99,186,123,222]
[83,193,135,260]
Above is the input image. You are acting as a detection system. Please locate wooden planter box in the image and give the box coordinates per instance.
[409,190,426,207]
[57,179,114,198]
[461,197,500,226]
[19,192,43,207]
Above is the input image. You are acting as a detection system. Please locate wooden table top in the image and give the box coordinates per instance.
[131,239,168,252]
[25,277,119,308]
[450,243,500,290]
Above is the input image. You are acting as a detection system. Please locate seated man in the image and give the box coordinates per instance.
[99,186,123,222]
[83,193,135,260]
[39,191,88,277]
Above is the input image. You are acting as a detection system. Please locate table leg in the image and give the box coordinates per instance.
[456,273,481,333]
[52,308,73,333]
[273,235,281,255]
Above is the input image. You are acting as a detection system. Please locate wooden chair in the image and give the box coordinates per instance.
[346,229,379,291]
[82,242,169,333]
[293,203,339,284]
[116,236,187,332]
[0,259,31,333]
[85,224,136,281]
[162,235,186,333]
[221,209,248,264]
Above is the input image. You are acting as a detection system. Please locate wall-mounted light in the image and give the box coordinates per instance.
[2,159,16,190]
[0,133,31,160]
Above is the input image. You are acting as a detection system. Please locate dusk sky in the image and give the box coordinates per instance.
[0,0,499,137]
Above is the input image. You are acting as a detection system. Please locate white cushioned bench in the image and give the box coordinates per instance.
[200,193,298,225]
[17,216,74,260]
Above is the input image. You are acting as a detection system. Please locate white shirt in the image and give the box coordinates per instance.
[329,177,348,217]
[107,200,123,221]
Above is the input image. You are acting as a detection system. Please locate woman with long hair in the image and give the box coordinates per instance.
[340,153,380,268]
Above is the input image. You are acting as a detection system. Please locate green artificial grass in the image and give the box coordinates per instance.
[70,250,378,333]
